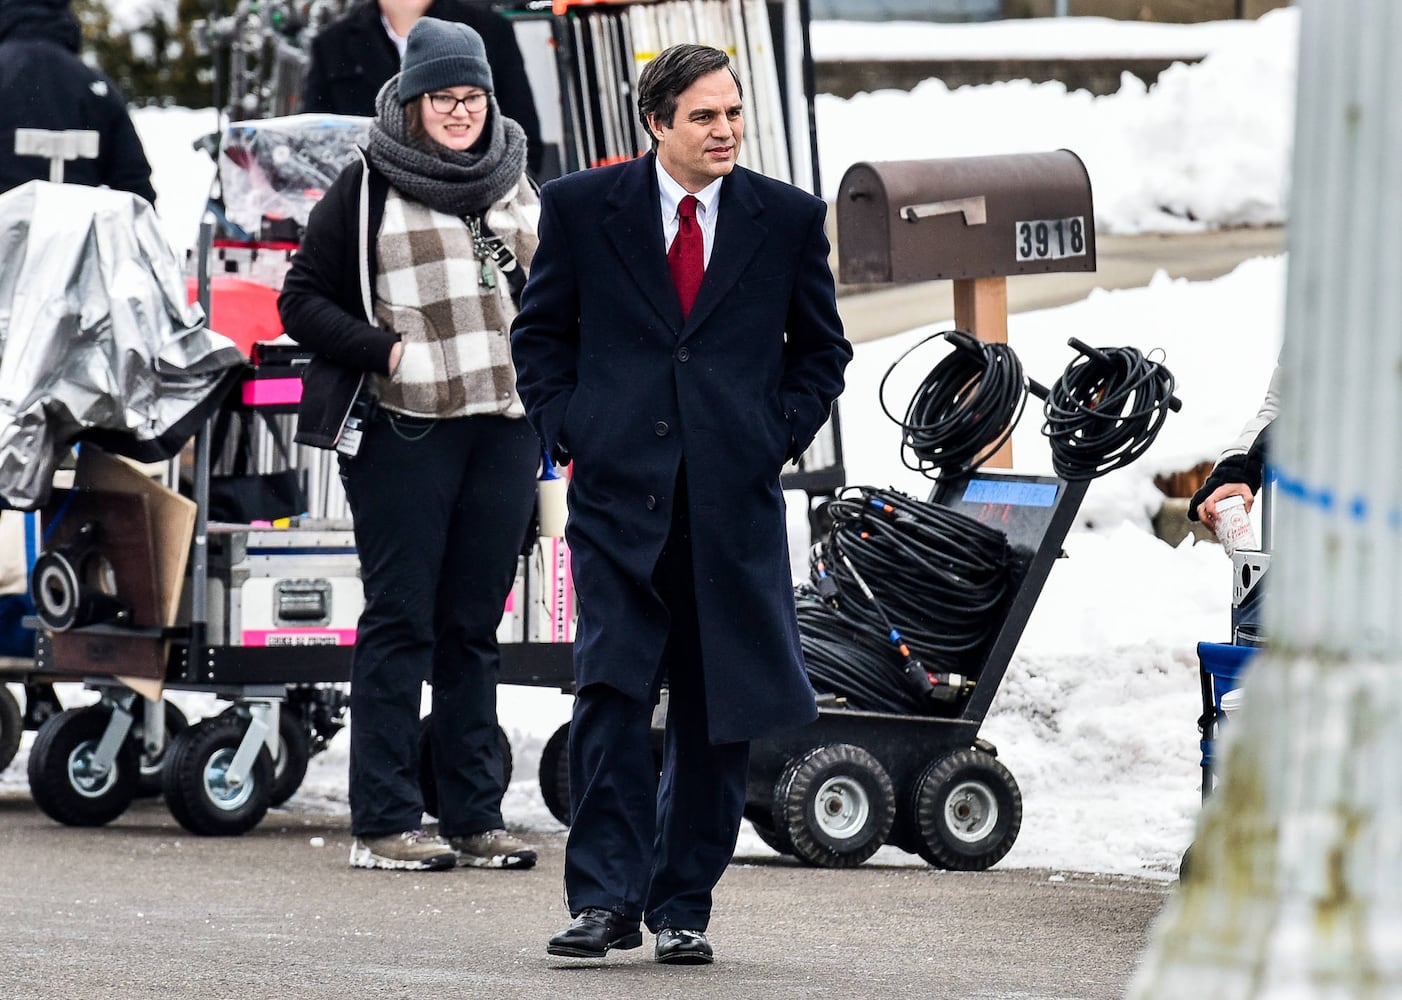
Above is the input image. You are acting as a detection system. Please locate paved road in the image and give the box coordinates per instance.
[836,226,1285,343]
[0,793,1168,1000]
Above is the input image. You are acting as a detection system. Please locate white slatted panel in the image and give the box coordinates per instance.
[1129,2,1402,996]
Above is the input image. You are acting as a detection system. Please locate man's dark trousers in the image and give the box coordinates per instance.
[564,464,749,932]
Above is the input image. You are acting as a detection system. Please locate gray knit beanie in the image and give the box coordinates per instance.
[397,17,494,105]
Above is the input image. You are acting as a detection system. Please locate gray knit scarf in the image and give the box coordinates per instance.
[367,76,528,217]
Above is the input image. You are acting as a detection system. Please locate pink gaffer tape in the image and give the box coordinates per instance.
[242,629,356,647]
[241,378,303,406]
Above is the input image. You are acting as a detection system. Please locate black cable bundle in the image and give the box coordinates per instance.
[1041,338,1181,481]
[797,587,917,715]
[879,330,1031,481]
[797,486,1015,715]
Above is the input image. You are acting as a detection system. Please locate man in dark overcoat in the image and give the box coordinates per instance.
[301,0,543,175]
[510,43,851,965]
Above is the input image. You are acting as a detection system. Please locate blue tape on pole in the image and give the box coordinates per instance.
[23,511,37,570]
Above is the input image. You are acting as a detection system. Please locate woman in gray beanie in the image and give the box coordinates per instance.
[280,17,540,872]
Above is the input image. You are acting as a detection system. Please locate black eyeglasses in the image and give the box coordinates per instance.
[426,92,489,115]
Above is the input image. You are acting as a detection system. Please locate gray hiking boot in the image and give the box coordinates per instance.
[448,829,538,869]
[349,829,457,871]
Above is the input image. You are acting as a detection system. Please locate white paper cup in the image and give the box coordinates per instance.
[1215,494,1259,555]
[537,476,568,538]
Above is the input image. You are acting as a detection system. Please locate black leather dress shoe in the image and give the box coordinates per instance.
[654,928,714,965]
[546,908,643,958]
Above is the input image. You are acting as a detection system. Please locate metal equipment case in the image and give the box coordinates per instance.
[199,523,361,649]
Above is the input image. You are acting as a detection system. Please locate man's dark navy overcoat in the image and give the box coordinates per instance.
[510,153,852,744]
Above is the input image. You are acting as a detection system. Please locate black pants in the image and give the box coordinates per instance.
[340,410,537,838]
[564,465,750,931]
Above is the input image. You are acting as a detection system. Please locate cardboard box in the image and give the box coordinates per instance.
[38,449,197,694]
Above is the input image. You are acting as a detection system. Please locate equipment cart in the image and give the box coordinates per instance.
[529,470,1090,871]
[20,335,360,836]
[745,470,1089,871]
[18,229,587,837]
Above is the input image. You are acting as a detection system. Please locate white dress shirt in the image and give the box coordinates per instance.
[656,162,722,268]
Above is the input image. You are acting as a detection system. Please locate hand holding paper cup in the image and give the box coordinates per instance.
[537,451,568,538]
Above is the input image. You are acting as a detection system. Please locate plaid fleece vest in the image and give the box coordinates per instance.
[372,186,535,419]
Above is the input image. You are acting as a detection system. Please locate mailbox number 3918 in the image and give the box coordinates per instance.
[1014,216,1087,262]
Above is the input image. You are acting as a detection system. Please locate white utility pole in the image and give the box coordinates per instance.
[1131,1,1402,994]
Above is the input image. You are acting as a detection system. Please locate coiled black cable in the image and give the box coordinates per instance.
[797,486,1015,716]
[1041,338,1181,481]
[798,587,917,715]
[879,330,1031,481]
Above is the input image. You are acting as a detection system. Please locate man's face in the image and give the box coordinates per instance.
[650,68,744,193]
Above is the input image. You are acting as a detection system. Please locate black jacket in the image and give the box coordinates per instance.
[301,0,543,175]
[0,0,156,204]
[1188,423,1271,521]
[278,154,394,449]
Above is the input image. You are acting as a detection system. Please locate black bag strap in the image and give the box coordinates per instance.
[467,215,527,308]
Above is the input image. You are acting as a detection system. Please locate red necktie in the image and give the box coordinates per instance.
[667,195,704,319]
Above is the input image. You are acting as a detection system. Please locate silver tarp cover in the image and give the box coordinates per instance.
[0,181,245,509]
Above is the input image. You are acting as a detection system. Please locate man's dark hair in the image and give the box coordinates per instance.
[636,44,742,150]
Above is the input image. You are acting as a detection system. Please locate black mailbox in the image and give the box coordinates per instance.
[838,150,1096,284]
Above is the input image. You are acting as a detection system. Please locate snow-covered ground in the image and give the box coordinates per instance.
[813,9,1296,232]
[1,10,1297,879]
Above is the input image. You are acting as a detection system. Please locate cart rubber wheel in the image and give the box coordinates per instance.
[215,705,313,808]
[418,715,513,820]
[162,716,273,836]
[538,721,572,827]
[883,810,923,856]
[773,743,895,869]
[0,684,22,772]
[909,748,1022,871]
[134,701,190,797]
[27,706,137,826]
[268,709,312,808]
[744,803,793,856]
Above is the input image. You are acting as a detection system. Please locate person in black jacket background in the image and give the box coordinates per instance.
[302,0,543,176]
[0,0,156,204]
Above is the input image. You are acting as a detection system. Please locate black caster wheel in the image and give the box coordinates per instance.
[216,705,312,808]
[538,722,571,827]
[908,748,1022,871]
[134,700,190,797]
[162,716,274,836]
[772,743,895,869]
[744,802,793,856]
[418,714,513,820]
[0,684,21,773]
[27,706,137,827]
[268,709,312,808]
